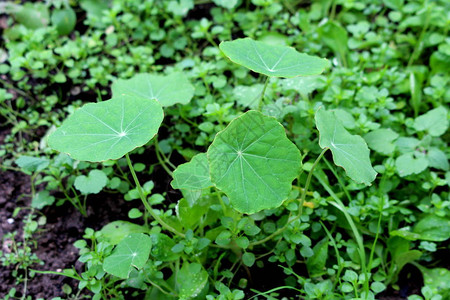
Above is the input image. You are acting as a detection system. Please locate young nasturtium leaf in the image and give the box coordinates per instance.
[99,221,150,245]
[219,38,329,78]
[395,152,428,177]
[103,233,152,279]
[48,94,163,162]
[315,108,377,185]
[74,169,108,194]
[177,262,208,299]
[171,153,212,190]
[51,8,77,35]
[364,128,399,155]
[207,110,301,214]
[111,73,194,107]
[413,106,448,137]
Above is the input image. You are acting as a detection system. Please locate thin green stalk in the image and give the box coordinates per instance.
[125,154,184,238]
[320,221,344,291]
[299,148,328,216]
[315,174,368,294]
[367,211,383,275]
[324,157,351,202]
[258,76,270,111]
[407,6,431,67]
[154,138,174,176]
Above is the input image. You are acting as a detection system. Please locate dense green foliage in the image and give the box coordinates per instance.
[1,0,449,299]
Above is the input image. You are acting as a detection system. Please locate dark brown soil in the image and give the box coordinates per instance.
[0,166,146,298]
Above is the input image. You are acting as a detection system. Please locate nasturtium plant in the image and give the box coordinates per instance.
[207,110,301,214]
[395,153,428,177]
[48,95,164,162]
[413,106,448,137]
[315,108,377,185]
[99,221,150,245]
[74,169,108,194]
[364,129,399,156]
[111,73,195,107]
[177,262,209,299]
[171,153,212,190]
[219,38,330,77]
[103,233,152,279]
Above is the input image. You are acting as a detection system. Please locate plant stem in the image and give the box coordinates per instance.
[258,76,270,111]
[298,148,328,215]
[125,154,184,238]
[154,138,174,176]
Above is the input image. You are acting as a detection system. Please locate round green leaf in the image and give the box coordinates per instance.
[103,233,152,279]
[242,252,256,267]
[219,38,329,78]
[207,110,301,214]
[48,95,163,162]
[177,263,208,299]
[315,108,377,185]
[99,221,150,245]
[364,128,399,155]
[74,169,107,194]
[111,73,194,107]
[51,8,76,35]
[171,153,212,190]
[413,106,448,137]
[395,153,428,177]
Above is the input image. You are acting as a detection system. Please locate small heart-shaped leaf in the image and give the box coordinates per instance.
[74,169,108,194]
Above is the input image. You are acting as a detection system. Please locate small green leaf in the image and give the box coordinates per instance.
[413,106,448,137]
[306,238,328,277]
[207,110,301,214]
[233,84,266,109]
[220,38,329,78]
[74,169,107,194]
[364,128,399,155]
[171,153,212,190]
[315,108,377,185]
[128,208,143,219]
[111,73,194,107]
[427,148,449,171]
[48,95,163,162]
[242,252,256,267]
[177,263,208,299]
[413,215,450,242]
[31,190,55,209]
[280,75,326,95]
[103,233,152,279]
[15,156,49,173]
[13,3,50,29]
[51,8,76,35]
[371,282,386,294]
[395,153,428,177]
[99,221,150,245]
[213,0,238,9]
[150,233,180,261]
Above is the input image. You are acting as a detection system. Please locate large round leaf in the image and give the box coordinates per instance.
[48,95,163,162]
[315,108,377,185]
[219,38,329,78]
[111,72,194,107]
[207,110,301,214]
